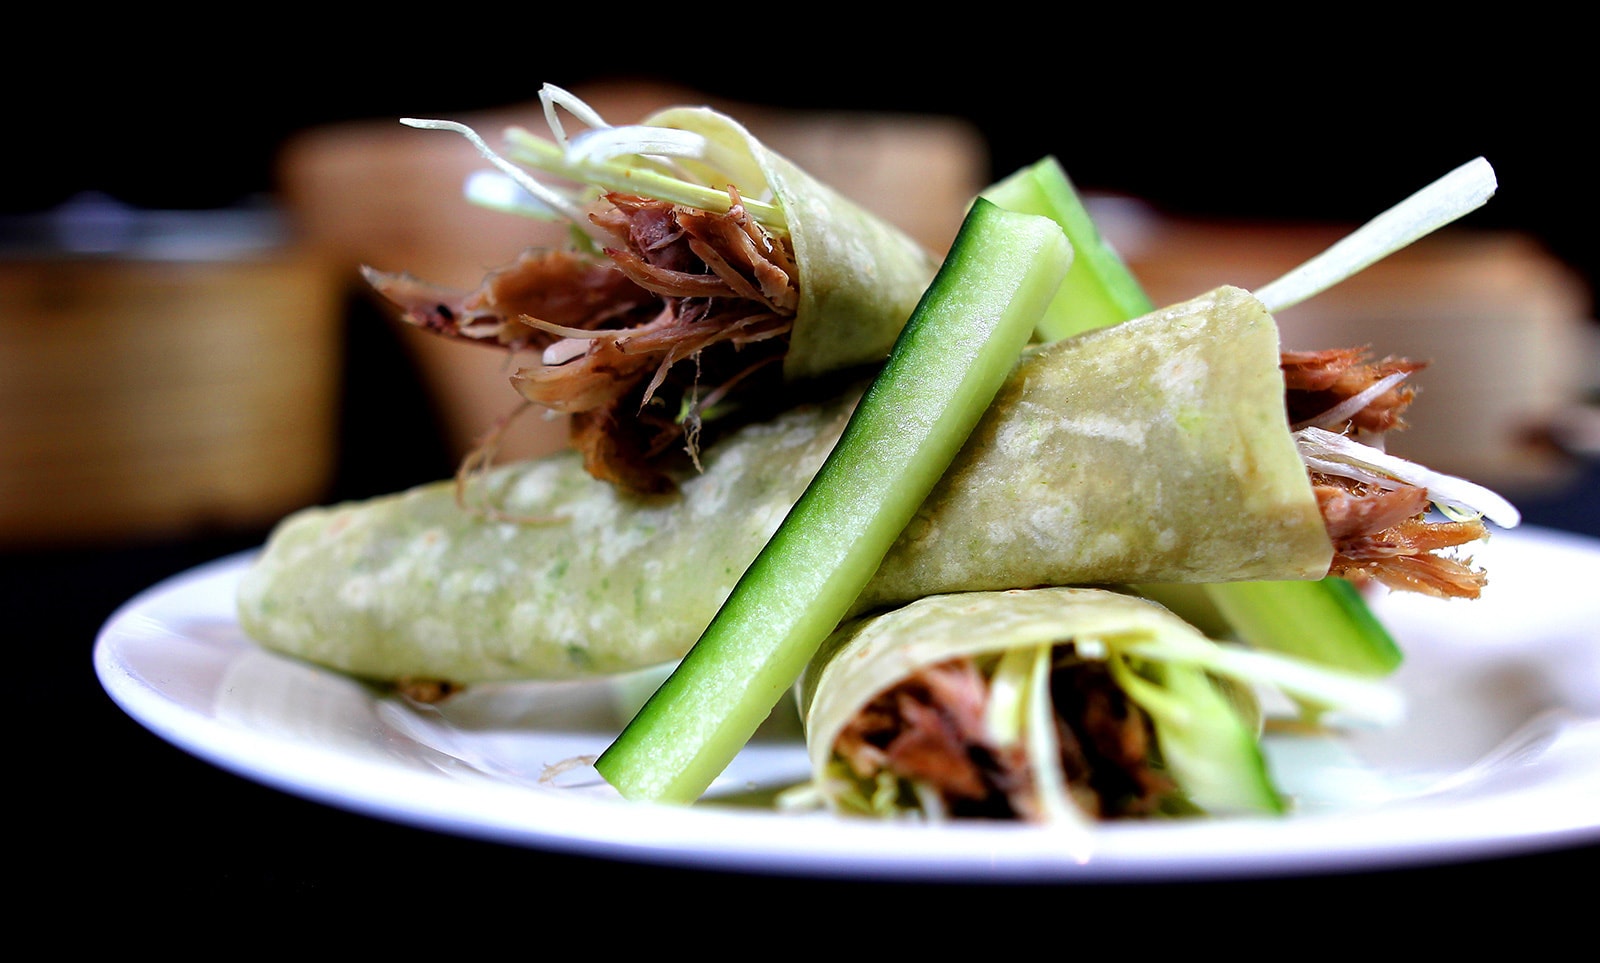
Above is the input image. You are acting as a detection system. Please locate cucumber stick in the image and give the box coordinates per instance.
[985,157,1402,676]
[595,200,1074,803]
[1203,577,1400,676]
[983,156,1155,339]
[1112,658,1285,815]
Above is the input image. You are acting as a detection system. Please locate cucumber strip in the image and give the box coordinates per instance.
[982,156,1155,340]
[595,200,1074,803]
[1202,577,1401,676]
[1110,656,1285,815]
[985,157,1401,675]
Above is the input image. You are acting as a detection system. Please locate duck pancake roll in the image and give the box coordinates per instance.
[238,285,1514,689]
[856,284,1517,612]
[794,586,1400,824]
[364,86,940,493]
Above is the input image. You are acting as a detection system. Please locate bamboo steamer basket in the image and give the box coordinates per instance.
[0,197,344,546]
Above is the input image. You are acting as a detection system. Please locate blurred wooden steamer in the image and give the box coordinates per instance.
[0,197,344,545]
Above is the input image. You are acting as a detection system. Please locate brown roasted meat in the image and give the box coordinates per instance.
[832,652,1173,822]
[833,657,1035,819]
[1282,346,1425,434]
[365,190,799,493]
[1315,475,1489,598]
[1282,345,1490,600]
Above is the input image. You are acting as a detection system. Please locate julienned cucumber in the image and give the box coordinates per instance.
[986,157,1402,676]
[595,200,1073,804]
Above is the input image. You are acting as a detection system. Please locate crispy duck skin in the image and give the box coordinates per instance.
[365,191,799,493]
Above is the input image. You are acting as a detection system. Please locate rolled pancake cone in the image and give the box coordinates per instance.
[642,106,941,381]
[857,283,1330,611]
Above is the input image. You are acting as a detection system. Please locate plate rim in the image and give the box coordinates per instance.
[94,528,1600,882]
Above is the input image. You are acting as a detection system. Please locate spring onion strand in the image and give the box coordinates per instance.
[1255,157,1497,312]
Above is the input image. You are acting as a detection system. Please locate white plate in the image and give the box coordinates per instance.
[95,526,1600,882]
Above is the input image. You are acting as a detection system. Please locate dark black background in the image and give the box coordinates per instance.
[8,21,1594,291]
[9,16,1597,934]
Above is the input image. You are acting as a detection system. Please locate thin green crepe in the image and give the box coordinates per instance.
[602,105,942,382]
[857,284,1329,610]
[238,286,1331,684]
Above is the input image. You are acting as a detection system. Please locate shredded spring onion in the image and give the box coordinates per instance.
[402,84,788,240]
[979,643,1094,844]
[538,83,610,145]
[1022,644,1092,849]
[1254,157,1498,314]
[562,124,714,167]
[1291,370,1412,433]
[1295,426,1522,528]
[402,117,596,228]
[1113,629,1406,728]
[984,647,1033,746]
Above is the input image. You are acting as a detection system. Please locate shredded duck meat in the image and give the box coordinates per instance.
[833,652,1171,821]
[1052,659,1175,817]
[1282,346,1425,433]
[365,189,798,493]
[833,657,1035,819]
[1315,474,1489,598]
[1283,345,1491,600]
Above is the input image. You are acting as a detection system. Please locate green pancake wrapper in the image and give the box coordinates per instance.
[238,286,1331,684]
